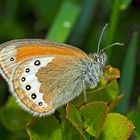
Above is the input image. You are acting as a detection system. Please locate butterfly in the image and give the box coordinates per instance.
[0,24,123,116]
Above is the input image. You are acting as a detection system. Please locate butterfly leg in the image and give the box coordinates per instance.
[66,99,69,108]
[83,80,87,102]
[66,101,69,113]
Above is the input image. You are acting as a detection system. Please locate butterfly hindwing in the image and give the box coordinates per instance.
[10,55,84,116]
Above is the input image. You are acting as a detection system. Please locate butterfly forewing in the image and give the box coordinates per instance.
[0,44,17,81]
[0,39,88,81]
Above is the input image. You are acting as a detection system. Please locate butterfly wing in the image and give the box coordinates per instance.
[10,55,85,116]
[0,39,88,81]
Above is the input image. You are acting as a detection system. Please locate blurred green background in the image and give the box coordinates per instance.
[0,0,140,139]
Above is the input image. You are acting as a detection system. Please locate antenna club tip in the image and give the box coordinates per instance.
[104,23,108,28]
[99,42,124,53]
[116,43,124,46]
[105,23,108,26]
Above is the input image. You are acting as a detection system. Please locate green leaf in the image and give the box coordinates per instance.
[120,0,132,10]
[108,95,123,112]
[66,103,87,140]
[79,101,107,138]
[0,80,9,105]
[0,123,12,140]
[138,96,140,111]
[77,80,119,105]
[0,97,32,133]
[100,113,134,140]
[66,103,84,129]
[106,0,121,57]
[69,0,98,46]
[4,0,20,20]
[116,32,138,113]
[27,116,62,140]
[47,1,80,43]
[89,80,119,102]
[0,20,26,40]
[28,0,63,27]
[127,111,140,138]
[62,118,87,140]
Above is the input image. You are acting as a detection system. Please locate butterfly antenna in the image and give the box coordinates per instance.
[97,23,108,53]
[99,42,124,53]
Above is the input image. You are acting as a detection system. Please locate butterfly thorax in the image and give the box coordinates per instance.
[82,60,103,89]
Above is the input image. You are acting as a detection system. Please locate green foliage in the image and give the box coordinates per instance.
[127,112,140,138]
[100,113,134,140]
[138,96,140,110]
[47,1,80,42]
[28,0,64,27]
[79,102,107,138]
[69,0,98,46]
[120,0,132,9]
[27,116,62,140]
[116,32,138,113]
[0,70,134,139]
[106,0,121,53]
[76,79,119,106]
[0,97,32,132]
[127,97,140,139]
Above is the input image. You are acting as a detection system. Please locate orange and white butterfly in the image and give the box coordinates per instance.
[0,24,122,116]
[0,39,106,116]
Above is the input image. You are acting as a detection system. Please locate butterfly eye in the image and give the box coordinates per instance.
[89,77,93,83]
[95,56,99,61]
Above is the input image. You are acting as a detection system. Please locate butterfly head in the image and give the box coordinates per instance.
[94,51,107,66]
